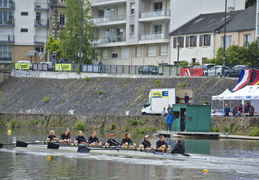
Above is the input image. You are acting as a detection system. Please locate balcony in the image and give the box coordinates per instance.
[92,15,126,26]
[95,35,126,47]
[0,18,15,26]
[34,2,49,11]
[34,19,49,27]
[139,33,169,44]
[91,0,126,7]
[34,35,48,44]
[0,2,15,10]
[139,10,170,22]
[0,34,14,43]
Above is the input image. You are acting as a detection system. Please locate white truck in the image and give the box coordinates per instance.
[141,88,193,115]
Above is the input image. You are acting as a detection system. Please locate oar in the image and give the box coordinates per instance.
[84,147,157,153]
[0,143,15,148]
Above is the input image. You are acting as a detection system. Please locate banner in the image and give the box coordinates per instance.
[55,64,72,71]
[14,63,30,70]
[152,91,168,98]
[180,68,204,76]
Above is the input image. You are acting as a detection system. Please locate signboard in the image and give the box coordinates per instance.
[55,64,72,71]
[180,68,204,76]
[78,52,83,57]
[14,63,30,70]
[152,91,168,98]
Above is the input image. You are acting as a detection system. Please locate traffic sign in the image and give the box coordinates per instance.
[52,51,57,56]
[78,52,83,57]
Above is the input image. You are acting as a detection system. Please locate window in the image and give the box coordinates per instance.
[222,36,232,49]
[0,45,12,61]
[121,47,129,59]
[60,14,65,26]
[130,25,134,36]
[154,2,162,11]
[60,0,65,2]
[244,34,251,43]
[130,3,135,15]
[186,36,197,47]
[98,10,104,18]
[147,46,156,57]
[135,47,141,57]
[199,34,211,46]
[36,12,41,22]
[154,25,162,34]
[102,49,108,59]
[0,12,13,25]
[112,53,118,58]
[21,12,28,16]
[160,45,168,56]
[21,28,28,32]
[173,37,184,48]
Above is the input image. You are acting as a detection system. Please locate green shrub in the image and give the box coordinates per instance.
[110,123,116,131]
[133,127,145,134]
[247,126,259,136]
[85,77,90,81]
[203,100,209,105]
[43,96,50,103]
[179,61,188,66]
[205,59,215,63]
[180,82,187,87]
[10,118,16,129]
[98,90,103,95]
[75,121,85,131]
[211,127,219,132]
[129,118,138,126]
[155,80,160,87]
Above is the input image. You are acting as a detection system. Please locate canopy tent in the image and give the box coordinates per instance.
[212,89,232,100]
[223,85,259,100]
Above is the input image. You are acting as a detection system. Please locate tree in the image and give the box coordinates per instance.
[46,36,62,59]
[245,0,256,8]
[247,41,259,65]
[215,47,224,65]
[61,0,98,64]
[225,45,247,66]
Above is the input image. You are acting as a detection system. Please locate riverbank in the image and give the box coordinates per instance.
[1,114,259,136]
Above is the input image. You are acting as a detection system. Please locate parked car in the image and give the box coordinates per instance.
[16,60,33,70]
[193,64,215,70]
[224,65,252,77]
[139,65,161,75]
[204,65,230,77]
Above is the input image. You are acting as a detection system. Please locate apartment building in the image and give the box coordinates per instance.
[49,0,65,37]
[0,0,49,63]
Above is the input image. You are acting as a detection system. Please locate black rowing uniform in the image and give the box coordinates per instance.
[88,136,100,144]
[76,136,86,144]
[106,139,121,146]
[60,134,71,140]
[141,140,152,148]
[48,135,57,141]
[121,138,134,146]
[170,142,185,154]
[156,140,169,149]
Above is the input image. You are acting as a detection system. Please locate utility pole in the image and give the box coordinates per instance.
[176,31,180,76]
[223,0,227,75]
[79,0,83,70]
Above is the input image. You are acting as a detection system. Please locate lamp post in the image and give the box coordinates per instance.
[223,0,227,74]
[79,0,83,70]
[176,31,180,76]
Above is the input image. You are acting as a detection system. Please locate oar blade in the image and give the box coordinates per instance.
[0,143,3,148]
[16,141,28,147]
[47,143,60,149]
[77,146,90,153]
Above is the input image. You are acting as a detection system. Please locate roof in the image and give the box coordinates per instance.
[217,6,256,33]
[169,10,242,36]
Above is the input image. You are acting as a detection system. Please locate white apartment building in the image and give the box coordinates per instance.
[0,0,49,63]
[256,0,259,39]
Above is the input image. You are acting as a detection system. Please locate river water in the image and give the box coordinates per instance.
[1,128,259,180]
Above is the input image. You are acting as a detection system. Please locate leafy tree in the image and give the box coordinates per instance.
[215,47,224,65]
[61,0,98,64]
[225,45,247,66]
[247,41,259,65]
[179,60,188,66]
[245,0,256,8]
[46,36,62,59]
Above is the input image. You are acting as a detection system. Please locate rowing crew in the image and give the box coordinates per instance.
[46,129,185,154]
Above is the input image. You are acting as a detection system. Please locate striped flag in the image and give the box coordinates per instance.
[232,69,253,91]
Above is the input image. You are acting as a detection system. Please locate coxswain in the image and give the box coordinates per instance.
[46,130,59,142]
[60,128,71,144]
[88,130,102,146]
[75,130,87,144]
[105,134,121,146]
[170,138,187,155]
[156,135,170,153]
[121,133,136,148]
[139,135,153,149]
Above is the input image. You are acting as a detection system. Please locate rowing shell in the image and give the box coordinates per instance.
[15,143,208,161]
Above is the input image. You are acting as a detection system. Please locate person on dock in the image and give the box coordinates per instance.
[139,135,153,149]
[232,104,238,117]
[249,104,255,116]
[170,138,186,155]
[184,93,190,104]
[156,135,170,153]
[165,111,174,131]
[121,133,136,148]
[88,130,102,146]
[60,128,71,144]
[46,130,59,142]
[161,107,166,116]
[224,104,230,116]
[75,130,87,144]
[105,134,121,146]
[244,103,251,113]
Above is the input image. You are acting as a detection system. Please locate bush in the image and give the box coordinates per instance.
[180,82,187,87]
[211,127,219,132]
[110,123,116,131]
[98,90,103,95]
[85,77,90,81]
[75,121,85,131]
[129,118,138,126]
[247,126,259,136]
[43,96,50,103]
[203,100,209,105]
[179,61,188,66]
[155,80,160,87]
[10,118,16,129]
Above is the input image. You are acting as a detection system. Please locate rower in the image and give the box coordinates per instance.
[170,138,186,155]
[139,135,153,149]
[60,128,71,144]
[156,135,170,153]
[46,130,59,142]
[75,130,87,144]
[121,133,136,148]
[88,130,102,146]
[105,134,120,146]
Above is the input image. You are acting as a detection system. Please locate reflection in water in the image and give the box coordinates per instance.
[1,128,259,179]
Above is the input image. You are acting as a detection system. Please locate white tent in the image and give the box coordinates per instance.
[212,89,232,100]
[223,86,259,100]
